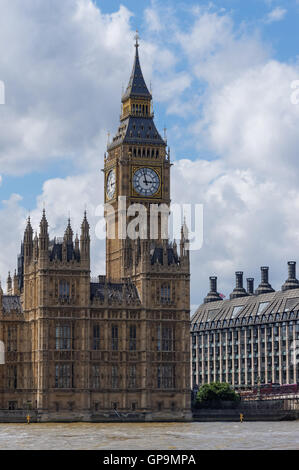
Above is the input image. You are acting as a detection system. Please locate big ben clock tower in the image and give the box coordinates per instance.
[102,34,191,419]
[104,32,171,282]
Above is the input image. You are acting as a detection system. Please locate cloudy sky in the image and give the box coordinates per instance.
[1,0,299,311]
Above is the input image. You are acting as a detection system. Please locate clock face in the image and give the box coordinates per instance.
[133,167,160,197]
[106,169,116,199]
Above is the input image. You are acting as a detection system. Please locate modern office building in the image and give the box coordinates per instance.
[191,264,299,389]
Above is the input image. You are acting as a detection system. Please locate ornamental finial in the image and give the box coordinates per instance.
[135,29,139,48]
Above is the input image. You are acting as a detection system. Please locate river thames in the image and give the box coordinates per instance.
[0,421,298,450]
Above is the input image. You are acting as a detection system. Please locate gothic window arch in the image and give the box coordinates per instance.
[59,280,70,299]
[160,284,171,304]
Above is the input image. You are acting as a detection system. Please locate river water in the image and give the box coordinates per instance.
[0,421,298,450]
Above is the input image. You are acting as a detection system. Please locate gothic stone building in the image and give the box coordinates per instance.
[191,265,299,391]
[0,40,191,421]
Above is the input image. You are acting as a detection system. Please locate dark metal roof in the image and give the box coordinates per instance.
[122,44,152,102]
[90,281,140,303]
[151,246,179,266]
[191,287,299,328]
[108,116,165,150]
[2,295,23,314]
[49,239,80,262]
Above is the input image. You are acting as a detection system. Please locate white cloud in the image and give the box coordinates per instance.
[145,6,162,32]
[265,7,287,23]
[1,2,299,309]
[0,193,26,285]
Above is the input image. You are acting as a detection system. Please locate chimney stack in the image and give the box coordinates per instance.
[229,271,248,300]
[247,278,254,295]
[255,266,275,295]
[281,261,299,291]
[204,276,223,304]
[210,276,217,293]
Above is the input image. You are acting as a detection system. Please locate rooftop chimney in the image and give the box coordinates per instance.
[247,278,254,295]
[255,266,275,295]
[204,276,223,304]
[281,261,299,291]
[229,271,248,300]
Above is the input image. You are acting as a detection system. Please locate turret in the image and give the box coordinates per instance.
[64,218,73,244]
[33,232,38,259]
[74,233,80,254]
[180,220,189,259]
[7,272,12,295]
[80,211,90,264]
[23,216,33,263]
[13,270,19,295]
[38,209,49,257]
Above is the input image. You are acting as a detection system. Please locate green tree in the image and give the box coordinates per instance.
[196,382,240,404]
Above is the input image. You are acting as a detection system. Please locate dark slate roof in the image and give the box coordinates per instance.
[108,116,165,150]
[2,295,23,315]
[151,246,179,266]
[191,287,299,329]
[90,281,140,303]
[49,239,80,262]
[122,45,152,101]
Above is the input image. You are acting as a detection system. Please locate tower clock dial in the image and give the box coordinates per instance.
[106,169,116,200]
[133,167,160,197]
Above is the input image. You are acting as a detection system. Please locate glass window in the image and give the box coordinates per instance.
[129,325,136,351]
[59,280,70,299]
[55,325,71,350]
[93,325,100,350]
[92,364,100,389]
[55,364,72,388]
[128,364,137,388]
[257,302,270,314]
[112,365,118,389]
[160,285,171,303]
[112,326,118,351]
[157,364,175,389]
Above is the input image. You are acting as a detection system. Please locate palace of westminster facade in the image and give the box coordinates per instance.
[1,38,299,421]
[0,40,191,420]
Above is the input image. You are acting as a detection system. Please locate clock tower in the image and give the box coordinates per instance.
[104,33,171,281]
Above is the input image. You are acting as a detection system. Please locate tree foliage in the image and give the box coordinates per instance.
[196,382,240,403]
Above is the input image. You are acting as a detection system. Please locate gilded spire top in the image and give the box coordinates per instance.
[135,29,139,48]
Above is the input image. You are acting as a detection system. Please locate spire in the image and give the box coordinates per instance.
[24,216,33,261]
[40,209,48,236]
[39,209,49,254]
[64,218,73,243]
[7,271,12,294]
[122,31,152,102]
[80,211,90,264]
[13,270,19,295]
[81,211,90,238]
[24,216,33,240]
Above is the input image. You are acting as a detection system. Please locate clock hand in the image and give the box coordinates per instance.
[142,170,149,185]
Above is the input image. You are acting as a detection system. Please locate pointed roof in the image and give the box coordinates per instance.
[81,211,90,235]
[122,32,152,102]
[64,218,73,243]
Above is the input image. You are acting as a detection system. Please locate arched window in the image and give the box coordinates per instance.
[59,280,70,299]
[160,284,171,304]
